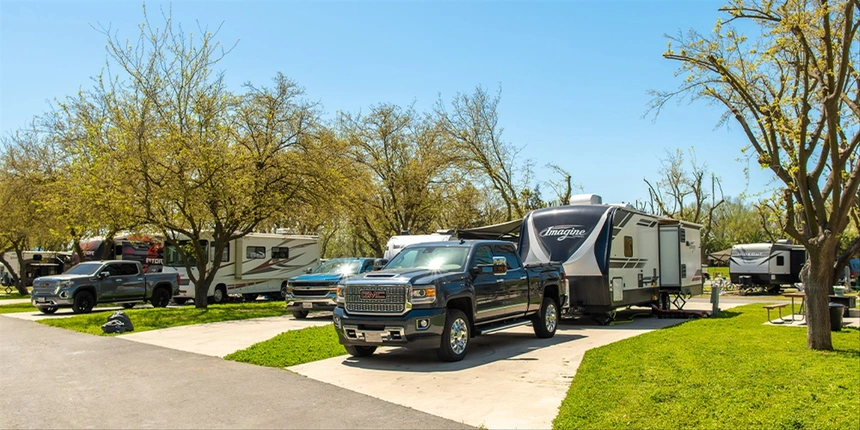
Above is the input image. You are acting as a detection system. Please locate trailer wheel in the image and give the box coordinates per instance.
[38,306,58,314]
[278,283,288,300]
[173,298,188,305]
[72,291,95,314]
[532,297,558,338]
[345,345,376,357]
[292,310,309,319]
[209,285,228,304]
[767,285,781,295]
[437,308,469,362]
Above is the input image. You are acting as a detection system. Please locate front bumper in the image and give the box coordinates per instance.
[286,291,337,311]
[333,307,447,350]
[31,294,73,307]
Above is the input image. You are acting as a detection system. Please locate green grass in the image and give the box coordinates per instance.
[0,302,39,314]
[707,266,729,279]
[0,292,28,300]
[38,301,290,335]
[553,304,859,430]
[224,325,344,367]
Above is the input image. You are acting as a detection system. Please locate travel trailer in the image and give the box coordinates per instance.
[729,241,805,292]
[1,251,73,287]
[77,235,164,272]
[518,195,703,322]
[383,231,456,260]
[164,232,320,304]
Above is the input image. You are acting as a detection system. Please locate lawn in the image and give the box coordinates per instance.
[224,325,345,367]
[0,292,29,300]
[553,304,859,430]
[38,301,290,335]
[0,302,39,314]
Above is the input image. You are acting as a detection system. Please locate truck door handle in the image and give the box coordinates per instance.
[137,278,143,281]
[116,279,123,282]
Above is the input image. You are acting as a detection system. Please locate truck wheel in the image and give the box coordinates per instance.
[344,345,377,357]
[122,303,136,309]
[72,291,95,314]
[437,308,469,362]
[38,306,58,314]
[173,298,188,305]
[151,288,170,308]
[292,310,309,319]
[533,297,559,338]
[243,293,258,302]
[210,286,228,304]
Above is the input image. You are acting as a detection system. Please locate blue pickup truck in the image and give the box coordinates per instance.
[285,258,379,318]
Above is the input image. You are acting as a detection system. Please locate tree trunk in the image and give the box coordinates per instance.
[194,277,211,309]
[804,245,836,351]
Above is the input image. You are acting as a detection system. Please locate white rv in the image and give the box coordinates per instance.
[729,241,805,292]
[383,232,455,260]
[519,196,703,321]
[1,251,72,287]
[164,233,320,304]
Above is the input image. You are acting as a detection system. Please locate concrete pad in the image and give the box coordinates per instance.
[118,313,332,357]
[289,299,752,429]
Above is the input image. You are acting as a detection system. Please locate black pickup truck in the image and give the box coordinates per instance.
[333,240,567,362]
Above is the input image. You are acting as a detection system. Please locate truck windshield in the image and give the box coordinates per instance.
[313,259,362,275]
[64,263,103,276]
[385,246,468,271]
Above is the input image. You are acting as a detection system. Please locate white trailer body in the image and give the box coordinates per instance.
[1,251,72,287]
[519,201,702,316]
[383,234,454,260]
[165,233,320,302]
[729,242,805,286]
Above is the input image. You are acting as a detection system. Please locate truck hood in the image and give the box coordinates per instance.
[347,268,463,285]
[33,274,92,283]
[289,273,345,283]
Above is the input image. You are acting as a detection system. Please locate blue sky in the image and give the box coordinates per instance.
[1,0,778,206]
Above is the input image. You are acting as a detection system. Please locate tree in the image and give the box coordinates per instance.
[65,9,320,308]
[437,86,533,221]
[643,148,726,258]
[652,0,860,350]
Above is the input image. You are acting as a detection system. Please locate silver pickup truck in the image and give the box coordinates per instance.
[30,260,180,314]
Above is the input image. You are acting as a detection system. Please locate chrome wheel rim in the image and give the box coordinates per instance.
[449,318,468,355]
[546,303,557,332]
[214,289,223,302]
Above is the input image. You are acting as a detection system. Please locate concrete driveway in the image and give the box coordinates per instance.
[289,298,757,429]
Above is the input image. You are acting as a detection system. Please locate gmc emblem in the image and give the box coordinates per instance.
[360,290,386,300]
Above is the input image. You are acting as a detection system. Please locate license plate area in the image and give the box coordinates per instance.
[302,302,313,309]
[364,332,383,343]
[36,298,48,303]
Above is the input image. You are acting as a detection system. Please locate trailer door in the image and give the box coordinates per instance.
[659,226,680,287]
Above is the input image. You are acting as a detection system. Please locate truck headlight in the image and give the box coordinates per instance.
[55,280,75,294]
[411,286,436,304]
[336,284,345,304]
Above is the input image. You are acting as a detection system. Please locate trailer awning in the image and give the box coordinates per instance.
[457,219,523,241]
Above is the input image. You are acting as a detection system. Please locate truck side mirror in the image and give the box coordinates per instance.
[305,267,313,274]
[373,259,388,271]
[98,271,110,279]
[492,257,507,276]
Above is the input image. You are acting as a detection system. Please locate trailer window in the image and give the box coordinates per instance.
[246,246,266,260]
[211,244,229,262]
[776,256,784,266]
[272,247,289,259]
[624,236,633,257]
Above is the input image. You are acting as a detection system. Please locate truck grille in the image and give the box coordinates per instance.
[292,288,333,297]
[344,285,409,315]
[290,282,335,297]
[32,281,57,293]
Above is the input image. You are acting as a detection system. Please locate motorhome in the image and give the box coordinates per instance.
[164,232,320,304]
[77,235,164,272]
[729,241,805,292]
[518,195,703,323]
[1,251,73,287]
[383,231,456,260]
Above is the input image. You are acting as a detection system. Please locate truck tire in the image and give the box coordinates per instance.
[437,308,469,362]
[292,310,309,319]
[345,345,377,357]
[532,297,559,338]
[38,306,58,314]
[151,288,171,308]
[173,298,188,305]
[72,291,95,314]
[210,286,228,304]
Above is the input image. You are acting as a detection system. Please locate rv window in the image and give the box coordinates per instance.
[624,236,633,258]
[493,245,521,270]
[211,244,230,262]
[776,255,785,266]
[272,247,289,259]
[246,246,266,260]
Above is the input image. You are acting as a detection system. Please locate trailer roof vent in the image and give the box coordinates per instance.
[568,194,602,205]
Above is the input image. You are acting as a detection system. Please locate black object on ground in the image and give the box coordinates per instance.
[101,311,134,334]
